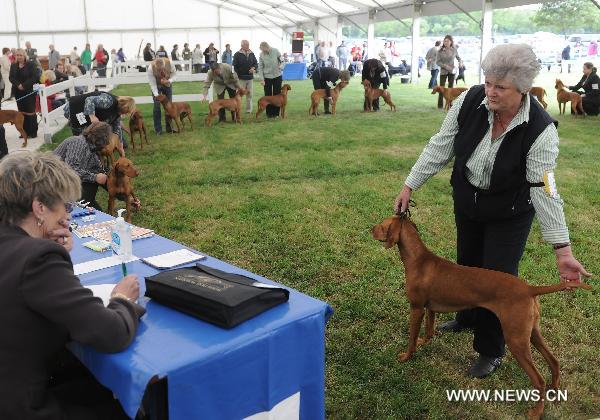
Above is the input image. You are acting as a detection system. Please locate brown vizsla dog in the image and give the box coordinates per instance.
[155,94,193,132]
[529,86,548,109]
[256,84,292,119]
[129,110,149,151]
[107,157,140,223]
[372,215,592,420]
[431,86,468,111]
[309,81,348,116]
[99,133,125,169]
[205,88,247,127]
[555,79,584,117]
[0,109,37,148]
[363,80,396,112]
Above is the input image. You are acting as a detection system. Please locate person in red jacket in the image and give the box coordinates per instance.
[94,44,108,77]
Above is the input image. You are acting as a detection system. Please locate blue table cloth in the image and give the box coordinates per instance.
[69,211,333,419]
[282,63,307,80]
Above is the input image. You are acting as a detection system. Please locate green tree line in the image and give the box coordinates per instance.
[341,0,600,38]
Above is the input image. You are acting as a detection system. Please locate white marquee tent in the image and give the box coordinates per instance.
[1,0,547,82]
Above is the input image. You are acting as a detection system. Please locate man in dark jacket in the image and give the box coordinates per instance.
[312,67,350,114]
[232,40,258,113]
[143,43,155,62]
[362,58,390,111]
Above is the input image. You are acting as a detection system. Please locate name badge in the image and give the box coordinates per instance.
[75,112,87,125]
[380,71,387,78]
[592,83,599,90]
[543,171,558,198]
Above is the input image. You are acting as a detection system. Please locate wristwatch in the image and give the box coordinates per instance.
[552,242,570,250]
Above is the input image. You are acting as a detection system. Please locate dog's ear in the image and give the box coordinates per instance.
[384,218,401,249]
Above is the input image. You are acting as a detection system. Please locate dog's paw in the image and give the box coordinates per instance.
[398,352,412,362]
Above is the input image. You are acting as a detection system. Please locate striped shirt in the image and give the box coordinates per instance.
[405,89,569,244]
[54,135,104,184]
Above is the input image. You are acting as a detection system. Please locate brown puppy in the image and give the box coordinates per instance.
[431,85,468,111]
[256,84,292,119]
[309,81,348,116]
[99,133,125,169]
[0,109,37,148]
[205,88,247,127]
[155,94,193,132]
[128,110,149,151]
[555,79,584,117]
[363,80,396,112]
[372,215,591,420]
[529,86,548,109]
[107,157,140,223]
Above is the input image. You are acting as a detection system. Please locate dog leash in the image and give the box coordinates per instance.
[396,199,416,219]
[1,84,43,105]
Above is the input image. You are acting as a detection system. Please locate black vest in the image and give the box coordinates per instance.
[450,85,557,222]
[68,91,119,129]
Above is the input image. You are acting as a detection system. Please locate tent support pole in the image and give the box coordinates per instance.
[479,0,493,83]
[151,0,158,49]
[411,3,421,84]
[83,0,89,43]
[367,10,375,60]
[12,0,20,47]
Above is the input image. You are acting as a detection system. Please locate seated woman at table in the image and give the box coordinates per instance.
[53,121,141,211]
[0,151,145,420]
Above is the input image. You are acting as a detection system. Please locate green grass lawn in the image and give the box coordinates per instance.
[48,73,599,419]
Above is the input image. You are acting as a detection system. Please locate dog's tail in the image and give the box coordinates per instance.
[529,281,592,297]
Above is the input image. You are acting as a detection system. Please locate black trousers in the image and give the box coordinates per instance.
[582,97,600,116]
[217,87,237,122]
[0,126,7,160]
[312,75,334,113]
[428,68,439,89]
[454,208,535,358]
[438,73,455,109]
[264,76,282,117]
[363,80,381,111]
[49,350,128,420]
[15,90,38,137]
[81,182,106,211]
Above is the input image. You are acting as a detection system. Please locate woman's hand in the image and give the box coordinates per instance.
[18,84,24,91]
[96,173,108,185]
[555,246,591,283]
[48,226,74,252]
[111,275,141,302]
[260,80,265,86]
[394,185,413,214]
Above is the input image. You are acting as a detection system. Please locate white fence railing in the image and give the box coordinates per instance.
[38,69,209,144]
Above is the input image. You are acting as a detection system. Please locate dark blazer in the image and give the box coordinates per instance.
[232,50,258,80]
[361,58,389,89]
[9,60,38,97]
[570,71,600,103]
[0,225,145,419]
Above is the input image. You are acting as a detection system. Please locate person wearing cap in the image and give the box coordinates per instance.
[201,62,241,123]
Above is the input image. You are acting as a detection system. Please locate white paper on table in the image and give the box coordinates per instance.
[85,284,116,307]
[141,249,206,269]
[73,255,139,276]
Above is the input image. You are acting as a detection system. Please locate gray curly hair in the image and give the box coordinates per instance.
[481,44,540,93]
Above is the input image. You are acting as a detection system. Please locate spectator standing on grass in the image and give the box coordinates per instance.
[588,40,598,59]
[436,35,462,109]
[94,44,109,77]
[117,48,126,62]
[156,46,168,59]
[48,44,60,70]
[191,44,203,73]
[182,43,192,71]
[171,44,182,71]
[561,45,571,74]
[204,43,219,64]
[426,40,441,89]
[336,41,348,71]
[1,48,12,101]
[221,44,233,65]
[143,43,155,61]
[80,43,92,72]
[233,40,258,113]
[69,46,79,64]
[257,41,284,118]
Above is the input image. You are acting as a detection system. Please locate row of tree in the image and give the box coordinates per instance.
[341,0,600,38]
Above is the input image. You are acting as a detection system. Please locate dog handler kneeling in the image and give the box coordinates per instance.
[394,44,590,378]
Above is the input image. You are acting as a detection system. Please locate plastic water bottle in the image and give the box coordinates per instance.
[111,209,132,260]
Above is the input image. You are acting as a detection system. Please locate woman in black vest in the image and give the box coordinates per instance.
[394,44,590,378]
[361,58,389,111]
[569,62,600,116]
[9,48,39,138]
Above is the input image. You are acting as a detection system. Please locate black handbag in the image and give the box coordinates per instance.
[145,263,290,328]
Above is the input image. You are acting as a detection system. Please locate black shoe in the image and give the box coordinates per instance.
[324,111,332,115]
[437,320,469,333]
[468,355,502,378]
